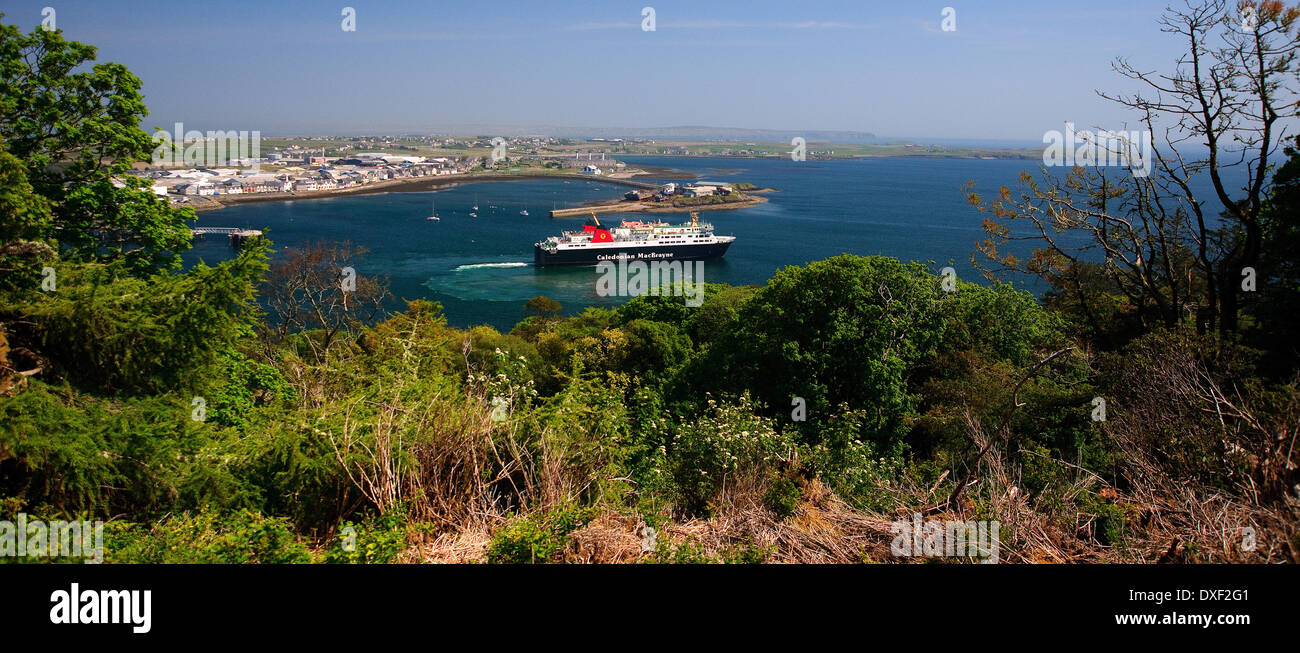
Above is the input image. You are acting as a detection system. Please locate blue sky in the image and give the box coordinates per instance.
[1,0,1189,141]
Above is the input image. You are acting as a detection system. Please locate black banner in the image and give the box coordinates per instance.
[3,564,1291,643]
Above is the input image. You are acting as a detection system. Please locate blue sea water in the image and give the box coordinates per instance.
[181,156,1232,331]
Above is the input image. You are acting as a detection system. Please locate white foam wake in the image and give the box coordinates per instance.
[453,262,529,271]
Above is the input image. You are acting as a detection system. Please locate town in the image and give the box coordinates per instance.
[127,134,649,206]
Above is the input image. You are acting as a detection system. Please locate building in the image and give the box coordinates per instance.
[177,181,215,196]
[683,184,723,197]
[292,178,330,191]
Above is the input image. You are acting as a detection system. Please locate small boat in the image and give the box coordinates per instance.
[472,194,479,211]
[520,208,530,216]
[469,212,478,218]
[426,199,439,221]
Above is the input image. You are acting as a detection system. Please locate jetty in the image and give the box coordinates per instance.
[191,226,264,245]
[550,204,635,218]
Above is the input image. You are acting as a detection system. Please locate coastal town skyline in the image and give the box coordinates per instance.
[3,0,1187,141]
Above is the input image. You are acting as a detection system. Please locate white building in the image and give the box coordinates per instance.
[683,184,722,197]
[178,181,216,196]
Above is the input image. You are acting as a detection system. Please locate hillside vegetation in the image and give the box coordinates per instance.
[1,6,1297,563]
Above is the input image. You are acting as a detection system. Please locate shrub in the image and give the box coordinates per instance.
[644,537,773,564]
[665,394,796,515]
[320,511,409,564]
[804,409,903,513]
[762,476,801,519]
[104,510,311,564]
[486,505,595,564]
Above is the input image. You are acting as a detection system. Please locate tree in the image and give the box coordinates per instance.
[0,17,194,275]
[13,240,270,394]
[971,1,1300,338]
[526,295,562,318]
[711,255,945,454]
[262,241,390,362]
[0,144,53,294]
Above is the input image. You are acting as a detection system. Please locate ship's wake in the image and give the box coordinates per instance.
[453,262,530,271]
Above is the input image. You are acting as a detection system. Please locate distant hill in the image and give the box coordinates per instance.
[543,125,880,144]
[419,124,880,145]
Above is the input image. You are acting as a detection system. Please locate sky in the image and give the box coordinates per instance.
[0,0,1196,142]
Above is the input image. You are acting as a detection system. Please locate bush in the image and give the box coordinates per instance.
[104,510,311,564]
[486,505,595,564]
[804,409,902,513]
[714,255,945,455]
[762,475,801,519]
[320,511,409,564]
[1081,493,1129,546]
[644,537,773,564]
[0,383,261,519]
[665,394,796,515]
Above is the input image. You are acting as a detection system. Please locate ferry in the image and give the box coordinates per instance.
[534,212,734,267]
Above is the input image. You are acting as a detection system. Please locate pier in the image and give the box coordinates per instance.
[550,204,639,218]
[191,227,264,245]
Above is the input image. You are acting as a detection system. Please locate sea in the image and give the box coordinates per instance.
[182,155,1234,331]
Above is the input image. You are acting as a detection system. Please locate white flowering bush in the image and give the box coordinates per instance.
[668,393,796,514]
[466,348,537,424]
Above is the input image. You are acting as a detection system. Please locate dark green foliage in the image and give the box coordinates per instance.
[762,475,801,519]
[0,382,262,519]
[14,239,269,394]
[0,145,54,294]
[104,510,312,564]
[711,255,945,454]
[0,19,193,274]
[1250,135,1300,377]
[320,511,410,564]
[205,346,293,430]
[620,319,692,381]
[1080,493,1128,547]
[486,505,595,564]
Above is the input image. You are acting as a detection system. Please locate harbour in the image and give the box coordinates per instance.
[182,155,1043,330]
